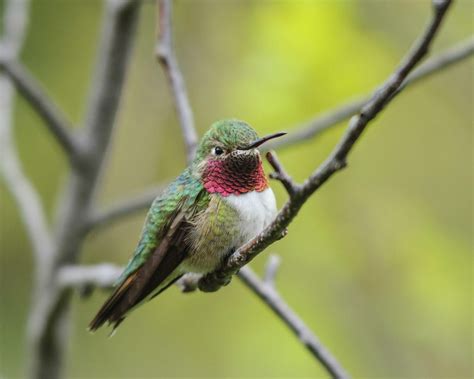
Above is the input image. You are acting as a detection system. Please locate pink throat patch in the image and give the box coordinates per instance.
[203,158,268,197]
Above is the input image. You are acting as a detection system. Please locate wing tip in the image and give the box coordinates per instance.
[88,316,125,335]
[88,273,136,333]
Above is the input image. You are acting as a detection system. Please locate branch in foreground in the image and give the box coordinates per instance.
[194,0,453,292]
[80,37,473,231]
[238,264,349,379]
[0,59,80,162]
[266,35,474,151]
[156,0,198,162]
[266,151,298,197]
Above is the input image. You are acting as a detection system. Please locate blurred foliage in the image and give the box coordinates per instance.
[0,0,473,378]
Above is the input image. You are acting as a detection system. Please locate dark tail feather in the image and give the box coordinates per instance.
[88,260,183,332]
[88,274,136,332]
[89,214,189,332]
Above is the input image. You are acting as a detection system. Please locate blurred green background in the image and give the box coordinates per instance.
[1,0,473,378]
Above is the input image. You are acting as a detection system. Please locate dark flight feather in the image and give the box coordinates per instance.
[88,208,191,332]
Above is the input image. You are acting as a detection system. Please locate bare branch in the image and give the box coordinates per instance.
[64,257,348,378]
[238,265,349,379]
[266,151,299,197]
[263,254,281,286]
[0,0,54,268]
[25,1,142,378]
[82,38,473,230]
[0,119,54,265]
[267,35,473,151]
[195,0,453,292]
[395,35,474,94]
[0,59,81,162]
[156,0,198,162]
[81,0,141,167]
[0,0,29,59]
[85,183,167,231]
[81,38,473,232]
[176,272,202,293]
[58,264,122,290]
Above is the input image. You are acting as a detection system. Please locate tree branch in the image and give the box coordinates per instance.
[0,0,54,271]
[3,0,460,377]
[262,254,281,286]
[195,0,453,292]
[266,151,299,197]
[0,59,81,162]
[25,1,141,378]
[58,258,349,378]
[77,36,473,231]
[0,111,54,267]
[81,0,140,169]
[238,264,349,379]
[57,264,122,290]
[266,35,473,151]
[85,182,167,231]
[156,0,198,162]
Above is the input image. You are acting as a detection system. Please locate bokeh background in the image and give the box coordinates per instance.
[1,0,473,378]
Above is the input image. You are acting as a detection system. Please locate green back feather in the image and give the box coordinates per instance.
[116,168,205,285]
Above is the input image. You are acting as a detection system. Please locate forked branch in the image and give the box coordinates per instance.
[80,36,473,229]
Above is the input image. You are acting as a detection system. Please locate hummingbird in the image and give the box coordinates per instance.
[89,119,286,331]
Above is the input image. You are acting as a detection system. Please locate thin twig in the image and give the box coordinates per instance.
[266,35,473,151]
[392,35,474,97]
[195,0,453,292]
[0,0,54,270]
[238,265,349,379]
[58,264,122,290]
[156,0,198,162]
[262,254,281,286]
[0,59,80,162]
[0,119,54,267]
[266,151,299,197]
[85,182,167,231]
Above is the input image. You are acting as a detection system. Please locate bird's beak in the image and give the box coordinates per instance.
[240,132,287,150]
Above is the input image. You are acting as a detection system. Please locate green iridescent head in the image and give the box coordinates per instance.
[193,119,285,164]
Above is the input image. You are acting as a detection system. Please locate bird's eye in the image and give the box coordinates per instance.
[212,146,224,156]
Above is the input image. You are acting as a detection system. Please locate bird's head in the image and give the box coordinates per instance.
[193,119,285,196]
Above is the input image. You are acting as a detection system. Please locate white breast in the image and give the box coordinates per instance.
[224,188,277,245]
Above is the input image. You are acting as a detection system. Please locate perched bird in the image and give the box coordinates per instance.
[89,119,285,331]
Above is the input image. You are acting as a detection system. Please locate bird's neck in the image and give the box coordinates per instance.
[202,157,268,197]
